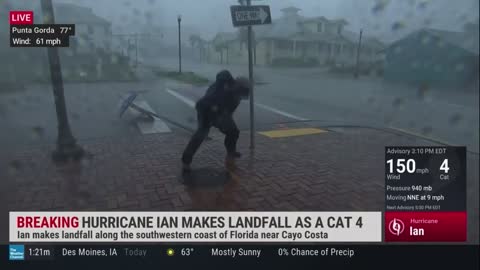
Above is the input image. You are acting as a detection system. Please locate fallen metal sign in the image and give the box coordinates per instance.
[230,5,271,27]
[118,91,171,134]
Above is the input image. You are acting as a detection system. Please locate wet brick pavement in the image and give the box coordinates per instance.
[0,127,478,244]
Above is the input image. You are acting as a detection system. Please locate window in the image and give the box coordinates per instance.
[87,25,94,35]
[393,45,403,54]
[433,64,443,72]
[70,37,77,53]
[317,23,323,33]
[454,63,465,72]
[276,40,293,50]
[421,35,431,45]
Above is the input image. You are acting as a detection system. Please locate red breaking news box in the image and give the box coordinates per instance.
[9,11,34,25]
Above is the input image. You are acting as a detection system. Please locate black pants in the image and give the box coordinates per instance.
[182,110,239,164]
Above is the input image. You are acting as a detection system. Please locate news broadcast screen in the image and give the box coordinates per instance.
[1,0,479,269]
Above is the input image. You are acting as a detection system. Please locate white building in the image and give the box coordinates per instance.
[207,6,385,67]
[53,3,112,53]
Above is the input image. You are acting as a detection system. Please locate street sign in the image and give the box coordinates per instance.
[230,2,272,150]
[230,5,271,27]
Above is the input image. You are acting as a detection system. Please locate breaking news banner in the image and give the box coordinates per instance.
[9,212,382,243]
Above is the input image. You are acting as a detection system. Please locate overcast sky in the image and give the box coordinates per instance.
[8,0,480,41]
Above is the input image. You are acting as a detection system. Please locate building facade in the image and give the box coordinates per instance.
[206,6,384,67]
[384,27,479,88]
[53,3,112,54]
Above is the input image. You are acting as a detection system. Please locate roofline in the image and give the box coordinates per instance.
[331,19,349,25]
[281,7,301,11]
[302,17,330,23]
[385,28,479,55]
[385,28,426,49]
[78,21,111,25]
[300,17,348,25]
[54,3,110,26]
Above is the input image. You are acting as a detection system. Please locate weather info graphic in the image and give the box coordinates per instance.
[384,146,467,242]
[9,11,75,47]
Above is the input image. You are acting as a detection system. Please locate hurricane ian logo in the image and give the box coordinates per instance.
[388,218,405,236]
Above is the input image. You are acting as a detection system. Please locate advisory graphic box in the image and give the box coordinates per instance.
[384,146,467,242]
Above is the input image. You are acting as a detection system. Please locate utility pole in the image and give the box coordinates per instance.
[246,0,255,150]
[135,33,138,67]
[253,31,257,65]
[354,29,363,79]
[40,0,84,162]
[178,15,182,73]
[113,33,156,67]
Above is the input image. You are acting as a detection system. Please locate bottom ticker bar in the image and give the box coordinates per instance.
[2,244,479,269]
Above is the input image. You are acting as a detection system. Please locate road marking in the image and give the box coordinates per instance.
[388,127,453,146]
[391,126,480,154]
[136,117,172,134]
[259,128,327,138]
[445,102,468,110]
[166,88,195,108]
[255,102,308,121]
[133,101,171,134]
[166,88,309,121]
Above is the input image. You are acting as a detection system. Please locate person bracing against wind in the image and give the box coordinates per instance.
[181,70,251,171]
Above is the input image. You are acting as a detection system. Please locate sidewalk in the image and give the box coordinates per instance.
[1,125,478,243]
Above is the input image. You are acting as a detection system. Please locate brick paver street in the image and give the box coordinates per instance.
[1,126,478,244]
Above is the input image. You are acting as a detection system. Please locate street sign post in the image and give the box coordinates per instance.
[230,5,271,27]
[230,3,271,150]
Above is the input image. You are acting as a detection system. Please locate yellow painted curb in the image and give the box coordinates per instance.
[259,128,327,138]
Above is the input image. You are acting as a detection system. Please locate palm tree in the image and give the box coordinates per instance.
[237,28,257,64]
[189,34,207,61]
[214,43,228,64]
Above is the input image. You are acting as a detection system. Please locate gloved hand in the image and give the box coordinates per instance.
[213,113,231,128]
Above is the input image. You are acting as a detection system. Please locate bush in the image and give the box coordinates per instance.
[154,71,210,86]
[329,65,355,74]
[328,61,384,77]
[58,51,136,82]
[325,58,336,66]
[376,67,384,77]
[271,57,319,67]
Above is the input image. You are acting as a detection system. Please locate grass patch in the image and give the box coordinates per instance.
[64,68,137,83]
[2,51,138,84]
[155,70,210,86]
[270,57,320,68]
[0,82,26,93]
[328,61,384,77]
[29,71,138,84]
